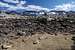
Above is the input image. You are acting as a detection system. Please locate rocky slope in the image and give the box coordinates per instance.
[0,17,75,36]
[0,16,75,50]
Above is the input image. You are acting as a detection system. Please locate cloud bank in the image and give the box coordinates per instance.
[3,0,19,4]
[0,0,50,11]
[51,2,75,11]
[0,0,75,11]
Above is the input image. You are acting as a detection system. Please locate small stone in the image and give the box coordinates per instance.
[33,40,40,44]
[64,37,69,40]
[47,17,54,21]
[1,44,12,49]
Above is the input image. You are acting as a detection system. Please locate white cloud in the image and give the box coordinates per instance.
[3,0,19,4]
[0,1,50,11]
[20,1,26,4]
[17,0,27,7]
[0,2,25,10]
[27,5,50,11]
[0,2,9,7]
[51,2,75,11]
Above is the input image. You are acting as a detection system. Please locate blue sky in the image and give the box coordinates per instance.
[0,0,75,11]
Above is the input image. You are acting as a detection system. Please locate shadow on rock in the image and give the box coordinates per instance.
[71,36,75,50]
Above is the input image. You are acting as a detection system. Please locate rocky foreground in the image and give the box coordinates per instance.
[0,17,75,36]
[0,17,75,50]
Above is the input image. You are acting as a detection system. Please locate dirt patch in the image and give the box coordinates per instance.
[2,34,72,50]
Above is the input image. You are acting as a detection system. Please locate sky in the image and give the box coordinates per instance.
[0,0,75,11]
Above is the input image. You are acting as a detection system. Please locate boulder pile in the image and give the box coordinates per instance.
[0,17,75,37]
